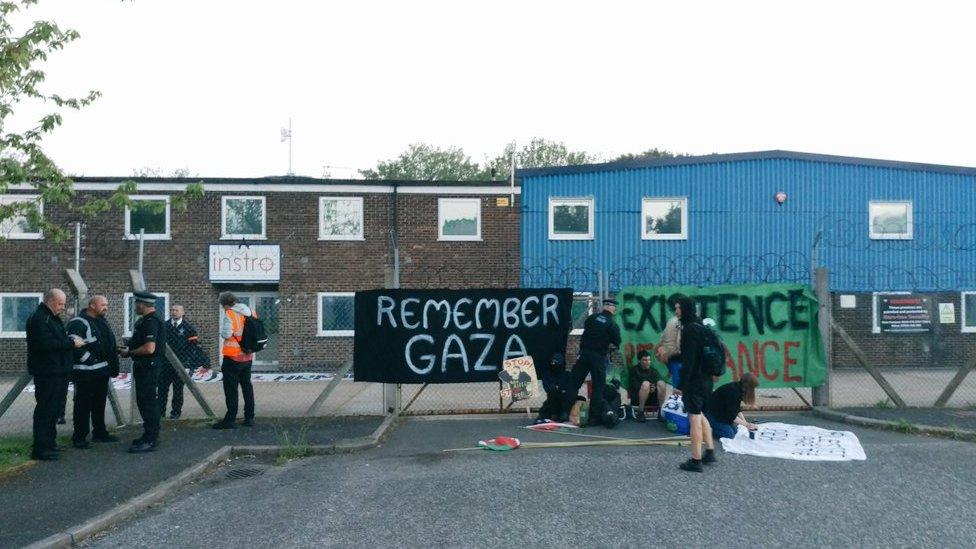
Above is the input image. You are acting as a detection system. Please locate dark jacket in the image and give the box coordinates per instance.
[677,321,708,392]
[162,318,206,368]
[705,380,744,425]
[579,310,621,355]
[67,311,119,376]
[25,303,74,377]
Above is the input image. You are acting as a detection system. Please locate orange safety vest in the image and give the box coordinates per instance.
[222,309,253,361]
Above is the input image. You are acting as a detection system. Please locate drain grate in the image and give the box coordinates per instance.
[226,467,266,480]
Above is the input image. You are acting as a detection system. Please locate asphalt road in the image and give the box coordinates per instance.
[0,417,381,549]
[85,413,976,549]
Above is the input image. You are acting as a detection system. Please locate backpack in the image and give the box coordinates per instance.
[699,323,728,377]
[239,314,269,354]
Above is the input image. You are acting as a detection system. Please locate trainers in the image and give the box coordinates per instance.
[702,449,717,465]
[212,420,236,430]
[242,418,254,427]
[635,409,647,423]
[128,441,157,454]
[679,459,704,473]
[169,411,181,420]
[603,410,618,429]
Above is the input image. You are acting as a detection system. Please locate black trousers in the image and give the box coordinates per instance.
[157,364,186,415]
[221,357,254,422]
[32,374,68,454]
[564,350,610,417]
[72,370,110,442]
[56,380,69,420]
[133,361,160,443]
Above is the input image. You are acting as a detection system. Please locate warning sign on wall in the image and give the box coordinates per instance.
[878,294,932,333]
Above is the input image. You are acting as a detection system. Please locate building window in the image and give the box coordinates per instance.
[0,293,41,338]
[963,292,976,333]
[869,201,912,240]
[319,197,364,240]
[642,197,687,240]
[571,292,598,335]
[438,198,481,241]
[123,292,169,337]
[222,196,266,239]
[318,292,355,336]
[125,196,171,240]
[0,195,43,240]
[549,197,594,240]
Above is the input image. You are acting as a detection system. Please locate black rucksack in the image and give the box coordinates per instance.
[699,324,728,377]
[239,315,269,354]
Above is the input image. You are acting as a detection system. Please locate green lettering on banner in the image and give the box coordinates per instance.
[616,283,826,389]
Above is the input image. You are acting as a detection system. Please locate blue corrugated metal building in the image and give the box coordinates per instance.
[517,150,976,294]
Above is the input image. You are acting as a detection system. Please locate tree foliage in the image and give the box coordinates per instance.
[612,148,688,162]
[0,0,200,242]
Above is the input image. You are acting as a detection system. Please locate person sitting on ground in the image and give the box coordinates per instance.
[705,372,760,439]
[629,350,667,423]
[536,353,572,424]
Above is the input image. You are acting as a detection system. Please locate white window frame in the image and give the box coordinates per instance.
[317,292,355,337]
[125,195,171,240]
[122,292,170,337]
[962,292,976,334]
[221,195,267,240]
[437,198,482,241]
[0,195,44,240]
[641,197,688,240]
[869,200,913,240]
[0,293,42,338]
[548,197,594,240]
[318,196,365,241]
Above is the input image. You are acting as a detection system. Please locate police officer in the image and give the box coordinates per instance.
[563,298,621,427]
[119,291,166,453]
[67,295,120,448]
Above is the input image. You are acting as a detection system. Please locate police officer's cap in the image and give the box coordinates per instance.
[603,298,618,306]
[133,291,157,305]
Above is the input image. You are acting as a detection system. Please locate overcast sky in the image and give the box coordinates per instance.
[9,0,976,179]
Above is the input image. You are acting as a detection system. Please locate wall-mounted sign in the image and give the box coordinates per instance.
[208,244,281,283]
[878,294,931,333]
[939,303,956,324]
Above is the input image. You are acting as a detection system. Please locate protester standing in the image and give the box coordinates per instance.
[119,291,166,453]
[26,289,84,461]
[213,292,255,429]
[66,295,120,448]
[675,296,716,472]
[563,298,621,427]
[158,304,201,420]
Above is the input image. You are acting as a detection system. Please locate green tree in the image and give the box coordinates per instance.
[484,138,599,180]
[0,0,200,242]
[613,148,688,162]
[359,143,484,181]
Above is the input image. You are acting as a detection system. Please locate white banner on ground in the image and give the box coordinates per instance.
[21,369,344,393]
[720,422,867,461]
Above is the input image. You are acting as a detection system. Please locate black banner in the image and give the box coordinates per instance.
[353,288,573,384]
[878,294,932,333]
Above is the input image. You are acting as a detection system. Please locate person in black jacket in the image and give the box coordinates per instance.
[562,299,621,427]
[120,291,166,454]
[26,289,84,461]
[158,304,203,420]
[536,353,572,423]
[675,296,716,473]
[705,373,760,439]
[66,295,120,448]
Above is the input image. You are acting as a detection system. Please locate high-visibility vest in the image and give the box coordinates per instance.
[222,309,246,357]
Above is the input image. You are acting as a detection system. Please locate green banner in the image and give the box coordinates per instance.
[615,283,826,389]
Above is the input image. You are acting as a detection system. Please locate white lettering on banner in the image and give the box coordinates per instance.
[503,334,528,360]
[452,298,473,330]
[405,334,436,374]
[377,296,396,328]
[208,245,280,282]
[475,299,500,329]
[401,298,420,329]
[422,300,451,329]
[470,333,496,371]
[441,334,469,373]
[503,297,520,328]
[520,296,539,327]
[375,294,562,331]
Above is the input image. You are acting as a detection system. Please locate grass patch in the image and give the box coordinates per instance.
[893,419,918,434]
[274,421,314,466]
[0,436,33,472]
[873,398,893,409]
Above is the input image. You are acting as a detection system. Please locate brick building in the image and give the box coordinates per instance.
[0,177,521,373]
